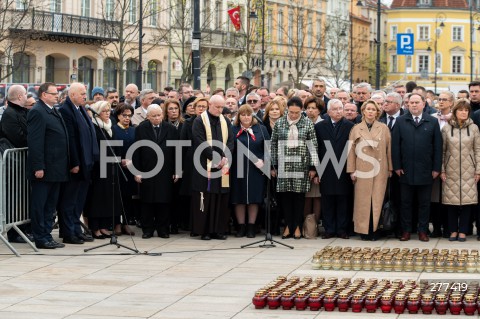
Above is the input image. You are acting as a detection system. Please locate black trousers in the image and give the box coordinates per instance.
[400,183,432,233]
[279,192,305,233]
[321,194,348,236]
[141,202,170,235]
[59,179,90,238]
[447,205,471,234]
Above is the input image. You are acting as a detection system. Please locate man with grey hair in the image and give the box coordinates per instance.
[380,92,403,131]
[295,89,312,106]
[225,87,239,101]
[190,94,234,240]
[335,89,351,106]
[133,102,179,239]
[122,83,140,108]
[353,82,372,112]
[132,89,156,126]
[311,79,330,107]
[245,92,264,119]
[328,87,340,99]
[371,93,385,109]
[315,98,354,239]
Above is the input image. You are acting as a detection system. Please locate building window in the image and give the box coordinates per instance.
[390,25,397,41]
[298,15,304,44]
[106,0,114,20]
[16,0,27,9]
[307,14,313,47]
[418,54,429,72]
[435,53,442,71]
[12,53,30,83]
[81,0,90,17]
[277,11,283,43]
[45,55,55,83]
[316,18,321,43]
[129,0,137,24]
[50,0,61,12]
[391,55,397,72]
[126,59,138,85]
[215,1,222,30]
[417,0,431,5]
[418,25,429,41]
[267,10,273,43]
[452,26,463,41]
[78,57,93,90]
[147,61,158,91]
[452,55,462,73]
[150,0,158,26]
[103,58,117,89]
[203,0,211,29]
[288,12,293,44]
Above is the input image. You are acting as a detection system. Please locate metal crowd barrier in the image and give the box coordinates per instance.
[0,148,38,256]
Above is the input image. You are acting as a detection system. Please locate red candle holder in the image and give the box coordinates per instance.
[463,295,477,316]
[394,294,406,314]
[323,291,337,312]
[380,295,393,313]
[449,295,463,315]
[435,294,448,315]
[421,294,434,314]
[351,294,365,313]
[280,291,295,310]
[252,290,267,309]
[267,291,281,309]
[407,294,420,314]
[365,293,378,313]
[308,291,323,311]
[337,292,351,312]
[294,291,309,311]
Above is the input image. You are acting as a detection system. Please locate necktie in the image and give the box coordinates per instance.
[415,116,419,125]
[388,116,394,130]
[154,126,160,138]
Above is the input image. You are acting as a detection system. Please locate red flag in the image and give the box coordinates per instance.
[228,6,241,31]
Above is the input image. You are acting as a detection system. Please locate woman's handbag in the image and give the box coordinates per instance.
[379,180,397,231]
[303,214,318,239]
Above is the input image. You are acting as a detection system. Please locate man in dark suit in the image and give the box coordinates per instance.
[58,82,99,245]
[392,93,442,242]
[315,99,354,239]
[27,82,69,249]
[311,79,330,115]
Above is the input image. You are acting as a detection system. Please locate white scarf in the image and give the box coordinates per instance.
[286,115,300,148]
[94,118,113,138]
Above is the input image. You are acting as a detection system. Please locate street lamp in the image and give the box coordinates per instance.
[249,0,266,87]
[428,13,445,94]
[470,5,480,82]
[356,0,381,89]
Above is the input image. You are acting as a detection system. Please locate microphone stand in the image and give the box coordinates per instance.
[84,111,139,254]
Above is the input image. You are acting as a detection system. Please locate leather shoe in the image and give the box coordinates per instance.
[158,233,170,239]
[338,233,349,239]
[281,234,292,239]
[9,235,26,243]
[142,233,153,239]
[49,240,65,248]
[36,241,57,249]
[201,234,211,240]
[418,232,429,242]
[92,233,106,239]
[63,236,85,244]
[211,233,227,240]
[78,233,94,242]
[400,232,411,241]
[321,233,335,239]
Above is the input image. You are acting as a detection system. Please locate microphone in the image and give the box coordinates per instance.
[85,105,99,116]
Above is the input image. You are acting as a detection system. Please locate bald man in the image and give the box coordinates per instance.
[121,83,140,108]
[58,82,99,245]
[0,85,28,147]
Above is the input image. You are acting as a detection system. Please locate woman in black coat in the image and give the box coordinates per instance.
[86,101,122,239]
[230,105,270,238]
[133,104,178,238]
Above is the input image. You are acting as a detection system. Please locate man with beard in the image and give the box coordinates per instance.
[121,83,140,108]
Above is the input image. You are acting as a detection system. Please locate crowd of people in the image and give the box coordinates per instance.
[1,76,480,249]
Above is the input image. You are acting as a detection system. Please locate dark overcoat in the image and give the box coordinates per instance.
[27,100,69,182]
[179,115,196,196]
[392,113,442,185]
[59,96,98,181]
[230,123,270,204]
[0,101,28,147]
[133,120,178,203]
[190,112,234,194]
[315,117,354,195]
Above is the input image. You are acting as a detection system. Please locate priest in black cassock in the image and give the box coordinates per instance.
[190,95,234,240]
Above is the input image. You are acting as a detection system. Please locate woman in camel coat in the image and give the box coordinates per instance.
[347,100,392,240]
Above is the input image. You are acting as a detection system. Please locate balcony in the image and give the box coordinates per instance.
[9,9,121,45]
[201,29,246,51]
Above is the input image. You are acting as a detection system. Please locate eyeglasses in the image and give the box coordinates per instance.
[247,100,258,104]
[120,114,133,118]
[437,98,450,102]
[45,92,59,95]
[195,105,207,108]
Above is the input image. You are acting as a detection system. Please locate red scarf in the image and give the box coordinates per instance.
[236,126,256,141]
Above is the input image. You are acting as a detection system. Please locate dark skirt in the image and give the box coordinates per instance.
[191,192,230,235]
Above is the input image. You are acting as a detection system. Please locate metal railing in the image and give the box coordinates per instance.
[9,9,121,42]
[0,148,36,256]
[201,29,246,50]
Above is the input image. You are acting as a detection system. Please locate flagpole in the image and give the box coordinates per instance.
[192,0,201,89]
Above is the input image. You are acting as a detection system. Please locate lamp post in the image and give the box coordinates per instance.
[192,0,201,89]
[249,0,266,87]
[470,2,480,82]
[428,13,445,94]
[356,0,380,89]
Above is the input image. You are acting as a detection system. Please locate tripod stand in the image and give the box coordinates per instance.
[84,114,139,254]
[241,176,293,249]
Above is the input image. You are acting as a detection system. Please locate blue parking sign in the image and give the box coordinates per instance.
[397,33,414,55]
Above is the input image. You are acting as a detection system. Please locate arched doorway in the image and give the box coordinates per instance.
[207,64,216,89]
[224,64,233,89]
[103,58,117,89]
[125,59,138,85]
[147,60,161,91]
[78,56,94,93]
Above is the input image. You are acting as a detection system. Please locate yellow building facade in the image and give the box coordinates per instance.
[387,2,479,92]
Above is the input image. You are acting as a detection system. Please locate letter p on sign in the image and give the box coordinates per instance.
[397,33,414,55]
